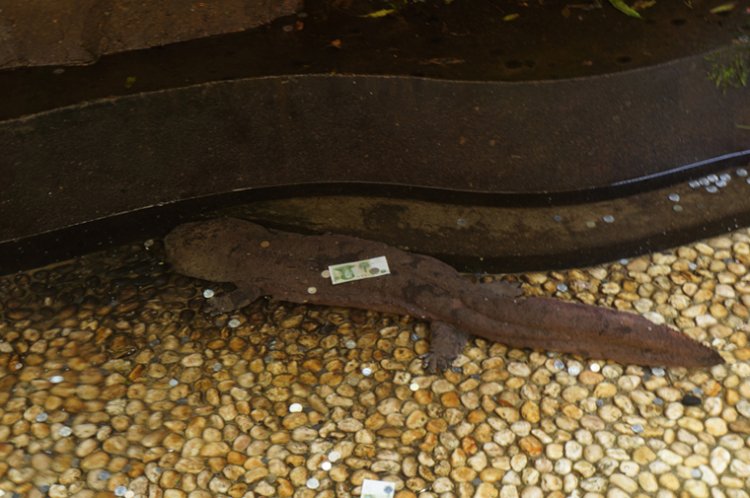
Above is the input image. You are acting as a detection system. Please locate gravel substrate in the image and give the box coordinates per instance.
[1,229,749,498]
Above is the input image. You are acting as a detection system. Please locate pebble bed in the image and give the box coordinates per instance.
[1,229,750,498]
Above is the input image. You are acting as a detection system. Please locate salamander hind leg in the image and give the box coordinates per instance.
[423,321,471,373]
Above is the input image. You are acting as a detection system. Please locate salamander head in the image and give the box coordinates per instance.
[164,218,265,282]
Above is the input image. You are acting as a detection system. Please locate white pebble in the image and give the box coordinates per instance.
[307,286,317,294]
[409,382,419,391]
[362,367,373,376]
[567,364,582,376]
[289,403,303,413]
[589,363,601,373]
[202,289,215,298]
[321,270,331,279]
[228,318,241,328]
[320,461,332,471]
[306,478,320,489]
[328,451,341,462]
[59,426,72,437]
[49,375,64,384]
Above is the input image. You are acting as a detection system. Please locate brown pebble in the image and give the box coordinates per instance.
[519,435,543,457]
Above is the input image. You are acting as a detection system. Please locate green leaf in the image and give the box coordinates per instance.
[360,8,396,18]
[608,0,643,18]
[709,3,736,14]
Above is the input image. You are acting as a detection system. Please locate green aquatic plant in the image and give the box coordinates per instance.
[707,48,750,90]
[608,0,642,18]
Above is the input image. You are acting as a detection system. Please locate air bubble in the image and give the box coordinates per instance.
[706,185,719,193]
[602,215,615,223]
[737,168,748,177]
[668,193,680,202]
[673,205,683,212]
[707,174,719,183]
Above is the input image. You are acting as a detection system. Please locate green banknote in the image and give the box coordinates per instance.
[328,256,390,285]
[361,479,395,498]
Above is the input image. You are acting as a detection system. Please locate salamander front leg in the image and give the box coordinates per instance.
[208,284,262,313]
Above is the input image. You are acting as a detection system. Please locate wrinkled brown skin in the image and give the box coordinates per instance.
[165,218,723,371]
